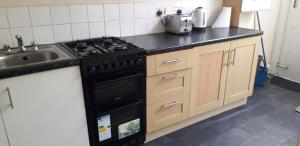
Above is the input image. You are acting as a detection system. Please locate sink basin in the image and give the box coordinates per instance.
[0,45,72,70]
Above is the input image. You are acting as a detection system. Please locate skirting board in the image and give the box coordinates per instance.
[271,76,300,92]
[145,98,247,142]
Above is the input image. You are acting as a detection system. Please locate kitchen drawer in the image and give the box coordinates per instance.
[147,50,192,76]
[147,69,191,105]
[147,94,189,133]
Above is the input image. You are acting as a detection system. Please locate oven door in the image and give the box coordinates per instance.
[87,72,145,111]
[95,101,145,146]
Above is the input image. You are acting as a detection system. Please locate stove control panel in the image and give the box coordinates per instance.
[84,55,145,75]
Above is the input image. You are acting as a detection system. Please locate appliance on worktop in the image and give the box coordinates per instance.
[60,37,146,146]
[192,7,207,29]
[165,10,193,34]
[163,7,208,34]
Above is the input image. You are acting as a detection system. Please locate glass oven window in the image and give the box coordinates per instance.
[92,73,144,108]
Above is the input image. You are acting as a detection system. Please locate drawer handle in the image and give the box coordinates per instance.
[163,59,184,64]
[161,74,183,80]
[223,51,230,66]
[161,101,181,109]
[229,49,236,65]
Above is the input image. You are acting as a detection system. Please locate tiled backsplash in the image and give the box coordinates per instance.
[0,0,222,48]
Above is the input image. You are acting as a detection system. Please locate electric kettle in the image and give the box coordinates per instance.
[192,7,207,29]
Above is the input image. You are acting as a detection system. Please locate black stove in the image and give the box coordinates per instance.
[60,37,146,146]
[61,37,146,77]
[64,37,142,57]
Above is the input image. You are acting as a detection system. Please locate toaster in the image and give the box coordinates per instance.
[165,14,193,34]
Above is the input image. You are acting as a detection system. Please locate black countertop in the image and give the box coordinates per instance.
[0,27,262,79]
[0,44,79,80]
[123,27,263,55]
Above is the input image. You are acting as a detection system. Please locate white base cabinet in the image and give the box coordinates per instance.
[0,114,9,146]
[0,66,90,146]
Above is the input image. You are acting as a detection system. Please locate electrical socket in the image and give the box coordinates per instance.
[156,8,167,17]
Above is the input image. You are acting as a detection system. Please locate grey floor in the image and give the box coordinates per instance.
[145,83,300,146]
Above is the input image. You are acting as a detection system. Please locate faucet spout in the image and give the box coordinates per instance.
[15,35,26,51]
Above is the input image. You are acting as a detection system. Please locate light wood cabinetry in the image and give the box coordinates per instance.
[190,37,260,117]
[224,37,260,105]
[0,66,90,146]
[146,37,261,134]
[189,42,230,117]
[146,49,192,133]
[147,50,192,76]
[147,93,189,133]
[147,69,191,105]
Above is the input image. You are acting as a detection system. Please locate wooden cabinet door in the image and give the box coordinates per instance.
[0,67,90,146]
[189,42,230,117]
[0,79,11,146]
[224,37,260,105]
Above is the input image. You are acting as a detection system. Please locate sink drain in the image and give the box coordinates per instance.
[22,56,29,61]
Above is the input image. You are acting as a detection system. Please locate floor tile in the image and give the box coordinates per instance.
[144,84,300,146]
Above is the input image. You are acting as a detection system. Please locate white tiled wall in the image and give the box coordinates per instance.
[0,0,222,48]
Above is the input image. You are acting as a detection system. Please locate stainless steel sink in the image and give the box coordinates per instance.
[0,45,72,70]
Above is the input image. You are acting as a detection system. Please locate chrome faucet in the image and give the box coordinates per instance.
[15,35,27,52]
[31,41,39,51]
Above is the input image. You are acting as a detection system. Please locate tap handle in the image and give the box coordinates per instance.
[2,44,11,50]
[15,35,24,47]
[31,41,38,47]
[31,41,38,51]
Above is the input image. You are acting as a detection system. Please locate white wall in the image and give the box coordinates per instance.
[0,0,222,48]
[239,0,282,65]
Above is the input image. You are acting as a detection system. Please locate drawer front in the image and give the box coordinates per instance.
[155,50,191,74]
[147,94,189,133]
[147,69,191,105]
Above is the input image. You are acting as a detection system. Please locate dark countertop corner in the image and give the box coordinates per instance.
[123,27,263,55]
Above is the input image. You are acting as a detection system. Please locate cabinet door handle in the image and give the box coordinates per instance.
[161,74,183,80]
[6,87,14,109]
[223,51,230,66]
[163,59,184,64]
[294,0,298,8]
[161,101,181,109]
[229,49,236,65]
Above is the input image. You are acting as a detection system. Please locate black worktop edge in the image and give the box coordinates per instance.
[145,31,263,55]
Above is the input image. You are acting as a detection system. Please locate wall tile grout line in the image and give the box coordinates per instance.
[1,1,221,47]
[4,8,13,47]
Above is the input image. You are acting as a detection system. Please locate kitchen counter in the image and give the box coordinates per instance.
[123,27,263,55]
[0,44,79,79]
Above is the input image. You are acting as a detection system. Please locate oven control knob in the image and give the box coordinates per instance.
[122,61,127,67]
[103,64,109,70]
[107,64,112,69]
[88,66,97,73]
[129,60,135,66]
[137,58,144,65]
[115,62,120,68]
[97,65,104,70]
